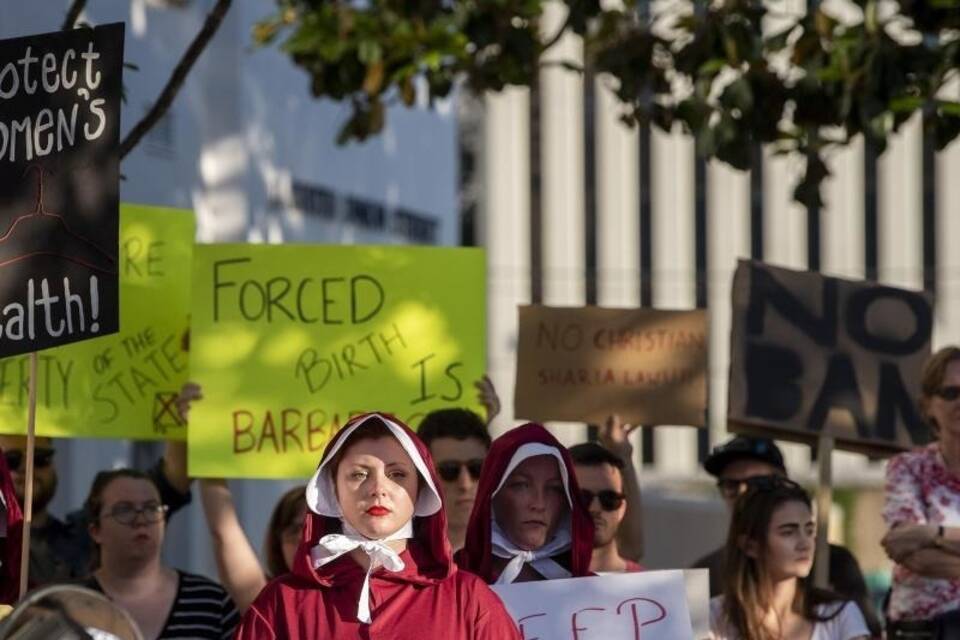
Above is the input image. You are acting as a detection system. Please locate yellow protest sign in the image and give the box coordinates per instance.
[0,204,194,440]
[188,244,486,478]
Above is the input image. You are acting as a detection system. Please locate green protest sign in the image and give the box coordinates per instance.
[0,204,194,440]
[187,244,486,478]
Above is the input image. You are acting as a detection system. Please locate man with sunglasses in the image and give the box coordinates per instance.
[417,408,491,551]
[691,435,880,634]
[569,442,642,573]
[0,434,192,588]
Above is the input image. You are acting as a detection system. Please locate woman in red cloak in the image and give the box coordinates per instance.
[456,422,594,584]
[234,412,520,639]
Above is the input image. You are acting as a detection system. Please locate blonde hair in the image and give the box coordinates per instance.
[919,346,960,436]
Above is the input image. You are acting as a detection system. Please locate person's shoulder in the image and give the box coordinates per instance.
[889,443,938,469]
[814,600,869,634]
[692,547,723,569]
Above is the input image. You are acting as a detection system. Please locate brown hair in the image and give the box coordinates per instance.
[721,478,842,640]
[84,468,160,569]
[919,346,960,436]
[264,485,307,578]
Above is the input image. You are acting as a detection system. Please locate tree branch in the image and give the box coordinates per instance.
[62,0,88,31]
[541,10,574,54]
[120,0,233,159]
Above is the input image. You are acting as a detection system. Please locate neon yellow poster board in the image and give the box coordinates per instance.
[188,244,486,478]
[0,204,194,440]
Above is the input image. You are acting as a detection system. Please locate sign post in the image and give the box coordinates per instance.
[0,23,125,596]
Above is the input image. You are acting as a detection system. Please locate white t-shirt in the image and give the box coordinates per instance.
[708,596,870,640]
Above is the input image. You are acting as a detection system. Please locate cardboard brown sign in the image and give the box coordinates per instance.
[514,305,708,426]
[728,260,933,454]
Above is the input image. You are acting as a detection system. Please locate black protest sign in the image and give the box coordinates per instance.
[728,260,933,455]
[0,24,124,357]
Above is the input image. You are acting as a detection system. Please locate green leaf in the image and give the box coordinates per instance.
[358,39,382,64]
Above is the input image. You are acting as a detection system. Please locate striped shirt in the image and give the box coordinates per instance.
[84,570,239,639]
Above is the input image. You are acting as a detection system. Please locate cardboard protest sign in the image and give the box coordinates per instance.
[187,244,485,478]
[491,570,695,640]
[0,24,125,357]
[514,305,707,426]
[728,260,933,454]
[0,204,193,440]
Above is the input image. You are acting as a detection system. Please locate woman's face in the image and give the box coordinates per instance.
[928,360,960,440]
[493,454,568,551]
[90,477,165,565]
[335,436,419,539]
[762,500,815,581]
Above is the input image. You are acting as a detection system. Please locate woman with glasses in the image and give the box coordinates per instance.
[882,346,960,638]
[233,412,519,639]
[456,422,594,583]
[81,468,239,639]
[709,477,869,640]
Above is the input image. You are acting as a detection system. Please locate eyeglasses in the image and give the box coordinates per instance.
[579,489,626,511]
[716,474,798,500]
[102,501,168,526]
[935,385,960,401]
[436,459,483,482]
[4,448,55,472]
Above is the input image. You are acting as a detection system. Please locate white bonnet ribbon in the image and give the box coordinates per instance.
[491,520,572,584]
[306,414,442,518]
[310,520,414,623]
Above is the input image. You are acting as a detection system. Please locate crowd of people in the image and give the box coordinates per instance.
[0,348,959,639]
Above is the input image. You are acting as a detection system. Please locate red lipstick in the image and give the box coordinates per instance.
[366,506,391,517]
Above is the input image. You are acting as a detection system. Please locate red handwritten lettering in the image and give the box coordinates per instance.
[571,607,605,639]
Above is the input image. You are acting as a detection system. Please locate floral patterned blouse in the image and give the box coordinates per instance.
[883,443,960,622]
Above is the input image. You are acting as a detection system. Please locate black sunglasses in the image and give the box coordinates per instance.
[4,448,55,472]
[579,489,626,511]
[935,385,960,401]
[436,459,484,482]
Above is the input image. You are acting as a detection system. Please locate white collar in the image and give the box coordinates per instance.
[310,519,414,623]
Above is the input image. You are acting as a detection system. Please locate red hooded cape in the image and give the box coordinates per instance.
[455,422,594,583]
[234,413,520,640]
[0,448,23,604]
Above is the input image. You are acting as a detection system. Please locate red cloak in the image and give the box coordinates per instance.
[0,448,23,604]
[234,413,520,640]
[455,422,594,583]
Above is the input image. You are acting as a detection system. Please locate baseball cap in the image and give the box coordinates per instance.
[703,436,786,477]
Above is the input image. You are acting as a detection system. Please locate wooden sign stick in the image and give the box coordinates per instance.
[18,351,39,599]
[814,432,835,589]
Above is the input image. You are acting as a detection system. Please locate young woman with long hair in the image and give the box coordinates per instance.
[709,476,870,640]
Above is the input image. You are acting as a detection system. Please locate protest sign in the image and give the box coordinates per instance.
[491,570,694,640]
[0,204,194,440]
[728,260,933,454]
[514,305,707,426]
[187,244,485,478]
[0,24,125,357]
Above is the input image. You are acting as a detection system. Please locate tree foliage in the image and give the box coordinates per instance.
[255,0,960,208]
